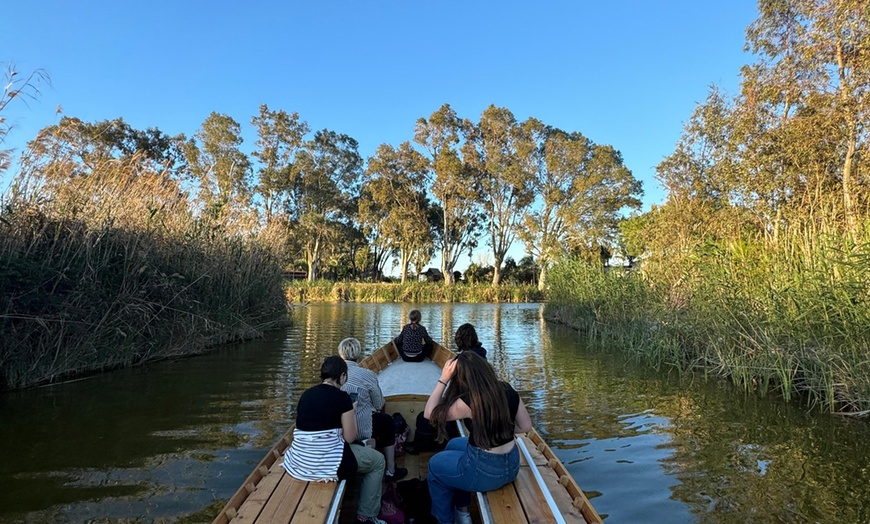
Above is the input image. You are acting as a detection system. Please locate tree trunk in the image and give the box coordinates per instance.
[399,249,410,284]
[492,264,502,286]
[537,262,548,291]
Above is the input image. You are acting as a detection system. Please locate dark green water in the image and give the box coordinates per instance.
[1,303,869,523]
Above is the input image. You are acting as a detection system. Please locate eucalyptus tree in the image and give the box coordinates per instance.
[414,104,483,284]
[519,126,642,290]
[250,104,309,224]
[740,0,870,234]
[288,129,362,282]
[465,105,536,285]
[360,141,433,282]
[20,117,184,179]
[183,112,252,223]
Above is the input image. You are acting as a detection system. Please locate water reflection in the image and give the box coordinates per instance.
[0,303,868,523]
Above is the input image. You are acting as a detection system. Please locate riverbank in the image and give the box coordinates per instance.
[544,256,870,415]
[284,280,545,303]
[0,163,288,391]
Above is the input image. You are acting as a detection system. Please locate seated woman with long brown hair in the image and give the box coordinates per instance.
[423,351,533,524]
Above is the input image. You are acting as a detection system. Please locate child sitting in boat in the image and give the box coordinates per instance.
[454,323,487,359]
[393,309,433,362]
[282,355,388,524]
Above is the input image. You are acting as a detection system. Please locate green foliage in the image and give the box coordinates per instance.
[284,280,544,303]
[360,141,433,282]
[415,104,484,283]
[547,228,870,413]
[183,112,252,222]
[466,105,537,284]
[518,126,643,290]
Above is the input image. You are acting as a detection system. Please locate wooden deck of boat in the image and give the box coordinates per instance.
[214,341,603,524]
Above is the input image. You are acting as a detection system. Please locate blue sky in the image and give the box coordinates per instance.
[1,1,759,269]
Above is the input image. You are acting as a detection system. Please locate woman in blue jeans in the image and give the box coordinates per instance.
[424,351,533,524]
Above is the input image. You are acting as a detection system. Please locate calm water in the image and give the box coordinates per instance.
[1,303,869,523]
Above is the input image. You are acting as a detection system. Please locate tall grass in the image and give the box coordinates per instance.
[285,281,545,303]
[546,229,870,414]
[0,157,287,389]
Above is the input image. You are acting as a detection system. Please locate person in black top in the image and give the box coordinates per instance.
[394,309,433,362]
[284,356,387,524]
[424,351,532,524]
[454,323,487,359]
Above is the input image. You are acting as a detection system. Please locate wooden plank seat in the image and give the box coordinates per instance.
[227,459,346,524]
[476,435,589,524]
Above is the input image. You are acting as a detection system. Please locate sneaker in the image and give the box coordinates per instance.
[384,467,408,481]
[455,508,472,524]
[356,515,387,524]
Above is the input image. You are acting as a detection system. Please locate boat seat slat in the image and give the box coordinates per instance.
[485,481,529,523]
[289,480,345,524]
[230,462,289,523]
[250,472,309,523]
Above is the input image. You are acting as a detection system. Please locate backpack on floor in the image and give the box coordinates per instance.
[412,412,447,453]
[396,478,435,524]
[378,481,405,524]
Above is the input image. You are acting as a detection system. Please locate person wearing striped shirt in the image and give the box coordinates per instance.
[339,338,408,481]
[283,355,387,524]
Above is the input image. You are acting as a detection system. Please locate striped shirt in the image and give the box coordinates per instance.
[342,360,385,440]
[282,428,344,481]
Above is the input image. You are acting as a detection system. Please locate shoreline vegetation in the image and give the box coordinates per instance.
[284,280,544,303]
[544,254,870,416]
[0,160,288,390]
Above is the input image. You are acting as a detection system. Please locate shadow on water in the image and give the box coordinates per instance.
[0,303,868,523]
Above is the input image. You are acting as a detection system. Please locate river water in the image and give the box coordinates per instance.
[1,303,869,523]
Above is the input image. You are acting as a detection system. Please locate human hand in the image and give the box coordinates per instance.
[441,358,457,382]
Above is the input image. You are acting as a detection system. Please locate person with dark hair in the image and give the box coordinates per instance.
[423,351,532,524]
[338,337,407,481]
[282,355,387,524]
[453,323,487,359]
[394,309,433,362]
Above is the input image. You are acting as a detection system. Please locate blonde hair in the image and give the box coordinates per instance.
[337,338,364,362]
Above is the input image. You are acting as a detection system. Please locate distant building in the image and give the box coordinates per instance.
[419,267,444,282]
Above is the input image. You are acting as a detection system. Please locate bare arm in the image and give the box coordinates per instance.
[514,398,533,434]
[341,408,358,443]
[424,358,459,418]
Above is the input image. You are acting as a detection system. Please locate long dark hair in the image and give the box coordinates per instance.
[430,351,512,449]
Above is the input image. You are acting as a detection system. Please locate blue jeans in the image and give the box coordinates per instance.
[427,437,519,524]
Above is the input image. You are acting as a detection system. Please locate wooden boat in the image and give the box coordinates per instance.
[214,341,603,524]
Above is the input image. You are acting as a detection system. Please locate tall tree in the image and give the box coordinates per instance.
[288,129,362,282]
[520,126,642,289]
[183,112,252,223]
[465,106,536,285]
[250,105,309,224]
[360,141,433,282]
[414,104,483,284]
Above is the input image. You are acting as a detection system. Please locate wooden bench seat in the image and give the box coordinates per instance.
[477,435,589,524]
[226,460,346,524]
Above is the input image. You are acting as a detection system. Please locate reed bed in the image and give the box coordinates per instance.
[285,281,545,303]
[0,157,287,389]
[545,231,870,414]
